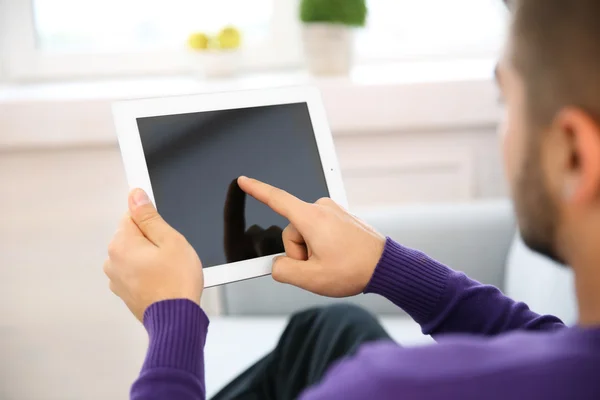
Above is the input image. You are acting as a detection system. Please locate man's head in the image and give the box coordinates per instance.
[499,0,600,265]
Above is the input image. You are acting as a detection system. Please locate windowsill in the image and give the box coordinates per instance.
[0,59,501,150]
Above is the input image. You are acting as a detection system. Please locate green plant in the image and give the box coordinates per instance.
[300,0,368,27]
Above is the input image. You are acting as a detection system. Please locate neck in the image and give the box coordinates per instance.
[569,224,600,327]
[575,269,600,327]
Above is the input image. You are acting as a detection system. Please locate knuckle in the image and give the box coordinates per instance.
[267,186,287,210]
[102,259,111,276]
[169,231,187,246]
[266,196,278,212]
[138,212,162,228]
[108,281,118,295]
[311,203,329,219]
[175,231,187,242]
[283,224,303,244]
[271,264,285,283]
[107,240,120,258]
[316,197,332,206]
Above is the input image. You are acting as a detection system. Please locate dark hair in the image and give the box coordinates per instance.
[509,0,600,128]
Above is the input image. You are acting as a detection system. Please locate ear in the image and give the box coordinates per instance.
[554,108,600,205]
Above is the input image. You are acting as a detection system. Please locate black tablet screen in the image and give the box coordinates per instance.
[137,102,329,268]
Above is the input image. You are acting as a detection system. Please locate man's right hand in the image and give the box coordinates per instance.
[237,176,386,298]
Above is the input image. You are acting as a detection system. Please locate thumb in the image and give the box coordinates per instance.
[272,256,319,291]
[128,188,173,246]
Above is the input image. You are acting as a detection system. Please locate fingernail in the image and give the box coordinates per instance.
[132,189,150,207]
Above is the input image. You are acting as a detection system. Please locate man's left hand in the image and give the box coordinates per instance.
[104,189,204,322]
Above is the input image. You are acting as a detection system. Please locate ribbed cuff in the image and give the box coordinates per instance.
[142,299,209,377]
[364,238,450,325]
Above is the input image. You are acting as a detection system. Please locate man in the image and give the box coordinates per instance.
[103,0,600,398]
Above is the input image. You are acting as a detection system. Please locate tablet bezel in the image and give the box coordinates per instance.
[112,86,347,287]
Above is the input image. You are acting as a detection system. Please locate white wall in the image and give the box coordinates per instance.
[0,148,146,400]
[0,69,506,399]
[336,128,505,208]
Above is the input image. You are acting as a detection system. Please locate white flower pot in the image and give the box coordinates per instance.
[302,23,354,76]
[189,50,241,79]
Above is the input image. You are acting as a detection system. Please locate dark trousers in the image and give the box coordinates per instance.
[211,304,392,400]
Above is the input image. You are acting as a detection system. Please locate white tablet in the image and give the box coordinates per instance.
[112,86,347,287]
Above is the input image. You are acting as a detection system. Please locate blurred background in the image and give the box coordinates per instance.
[0,1,533,399]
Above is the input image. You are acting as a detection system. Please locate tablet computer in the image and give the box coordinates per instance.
[113,86,347,287]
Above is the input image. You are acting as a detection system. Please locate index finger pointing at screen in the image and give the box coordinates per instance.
[237,176,309,226]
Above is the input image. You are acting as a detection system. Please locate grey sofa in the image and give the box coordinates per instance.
[205,200,577,396]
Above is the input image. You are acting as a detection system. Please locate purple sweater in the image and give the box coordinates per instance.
[131,238,600,399]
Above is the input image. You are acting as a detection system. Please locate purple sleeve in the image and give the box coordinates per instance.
[130,299,209,400]
[364,238,565,336]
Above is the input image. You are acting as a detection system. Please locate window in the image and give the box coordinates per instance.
[359,0,508,61]
[1,0,300,80]
[33,0,273,53]
[0,0,508,81]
